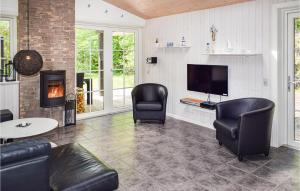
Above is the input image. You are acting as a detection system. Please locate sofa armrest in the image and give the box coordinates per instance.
[131,86,142,106]
[157,86,168,110]
[1,139,51,166]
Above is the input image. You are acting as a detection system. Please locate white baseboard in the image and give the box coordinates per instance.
[166,112,214,131]
[77,108,132,121]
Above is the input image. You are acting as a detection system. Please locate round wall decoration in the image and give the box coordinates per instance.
[13,50,43,76]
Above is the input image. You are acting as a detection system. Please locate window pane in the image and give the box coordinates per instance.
[125,88,133,107]
[113,70,124,89]
[124,69,134,88]
[0,20,10,61]
[84,72,100,92]
[113,51,124,69]
[113,89,124,108]
[76,50,90,71]
[123,50,135,69]
[75,28,103,72]
[113,32,124,50]
[121,32,135,50]
[91,91,104,112]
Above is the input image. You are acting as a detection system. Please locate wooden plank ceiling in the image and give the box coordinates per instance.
[104,0,251,19]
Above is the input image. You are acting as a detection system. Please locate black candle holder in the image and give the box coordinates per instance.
[5,60,16,81]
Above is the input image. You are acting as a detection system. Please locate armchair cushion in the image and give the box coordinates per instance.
[214,118,239,139]
[136,101,162,111]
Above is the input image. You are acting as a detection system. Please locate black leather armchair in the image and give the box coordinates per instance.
[213,98,275,161]
[132,83,168,124]
[0,139,51,191]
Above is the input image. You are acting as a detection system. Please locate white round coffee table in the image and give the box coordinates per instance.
[0,118,58,146]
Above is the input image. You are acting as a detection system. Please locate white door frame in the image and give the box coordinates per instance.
[271,2,300,148]
[75,23,142,120]
[287,11,300,148]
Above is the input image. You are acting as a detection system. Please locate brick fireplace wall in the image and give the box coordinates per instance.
[18,0,75,126]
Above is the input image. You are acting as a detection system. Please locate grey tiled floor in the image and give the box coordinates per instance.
[37,112,300,191]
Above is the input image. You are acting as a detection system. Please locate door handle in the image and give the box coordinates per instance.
[288,75,300,92]
[289,81,300,84]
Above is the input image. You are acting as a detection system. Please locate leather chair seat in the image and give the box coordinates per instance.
[214,119,239,139]
[49,143,118,191]
[136,101,162,111]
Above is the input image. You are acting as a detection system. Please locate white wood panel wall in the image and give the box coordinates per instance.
[0,82,19,119]
[142,0,298,147]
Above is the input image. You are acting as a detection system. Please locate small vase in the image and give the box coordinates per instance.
[211,41,216,53]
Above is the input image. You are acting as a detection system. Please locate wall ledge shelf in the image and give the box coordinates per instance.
[180,98,216,113]
[200,51,262,56]
[0,81,20,85]
[156,46,191,49]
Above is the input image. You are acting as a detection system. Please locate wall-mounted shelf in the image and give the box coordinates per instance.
[156,46,191,49]
[180,98,216,111]
[0,81,20,85]
[200,50,262,56]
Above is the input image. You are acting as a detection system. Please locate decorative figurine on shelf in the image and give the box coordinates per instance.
[166,42,174,47]
[206,42,210,53]
[210,25,218,52]
[210,25,218,41]
[181,36,186,47]
[155,38,160,47]
[226,40,233,52]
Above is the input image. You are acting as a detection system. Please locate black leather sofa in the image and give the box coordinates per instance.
[131,83,168,124]
[213,98,275,161]
[0,139,119,191]
[0,109,14,144]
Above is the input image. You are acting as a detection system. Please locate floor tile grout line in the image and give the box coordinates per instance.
[228,164,280,189]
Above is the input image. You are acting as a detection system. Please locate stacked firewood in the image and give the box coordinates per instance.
[76,87,85,113]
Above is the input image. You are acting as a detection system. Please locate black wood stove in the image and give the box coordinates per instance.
[40,70,66,108]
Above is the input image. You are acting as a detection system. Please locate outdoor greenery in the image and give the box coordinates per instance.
[0,21,10,61]
[76,28,101,71]
[75,28,135,89]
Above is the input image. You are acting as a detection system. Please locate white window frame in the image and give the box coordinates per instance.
[0,16,17,60]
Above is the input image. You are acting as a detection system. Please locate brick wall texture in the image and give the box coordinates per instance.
[18,0,75,126]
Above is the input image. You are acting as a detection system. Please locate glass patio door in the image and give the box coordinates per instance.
[287,12,300,147]
[75,28,104,115]
[112,31,136,109]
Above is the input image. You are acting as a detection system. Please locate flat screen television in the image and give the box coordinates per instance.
[187,64,228,96]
